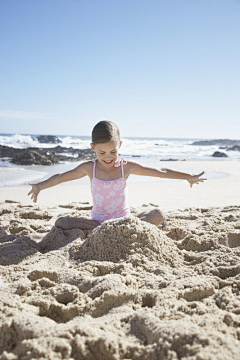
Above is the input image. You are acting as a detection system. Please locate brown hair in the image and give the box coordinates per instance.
[91,121,120,145]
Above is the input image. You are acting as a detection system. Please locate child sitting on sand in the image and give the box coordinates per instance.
[28,121,206,230]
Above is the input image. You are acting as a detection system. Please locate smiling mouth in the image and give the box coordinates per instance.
[103,160,113,164]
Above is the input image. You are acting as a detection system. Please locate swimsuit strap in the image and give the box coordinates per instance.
[114,158,127,178]
[121,160,124,178]
[92,159,97,178]
[93,158,127,179]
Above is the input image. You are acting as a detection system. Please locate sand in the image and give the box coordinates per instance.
[1,159,240,359]
[1,199,240,360]
[1,160,240,210]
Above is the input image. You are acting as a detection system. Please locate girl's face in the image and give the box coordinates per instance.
[91,139,122,168]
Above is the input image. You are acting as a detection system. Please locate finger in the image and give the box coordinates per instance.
[196,176,207,182]
[195,172,204,178]
[28,190,32,196]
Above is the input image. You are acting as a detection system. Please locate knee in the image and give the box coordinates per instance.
[138,208,166,226]
[150,208,166,225]
[55,217,66,228]
[153,208,165,220]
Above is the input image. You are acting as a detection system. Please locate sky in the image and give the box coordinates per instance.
[0,0,239,139]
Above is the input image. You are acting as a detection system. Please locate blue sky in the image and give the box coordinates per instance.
[0,0,239,139]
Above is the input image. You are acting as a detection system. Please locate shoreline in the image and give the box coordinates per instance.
[0,160,239,211]
[0,158,231,188]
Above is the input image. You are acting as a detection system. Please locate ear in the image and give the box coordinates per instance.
[119,140,122,149]
[90,143,95,151]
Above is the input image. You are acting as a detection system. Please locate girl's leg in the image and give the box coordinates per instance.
[136,208,166,227]
[55,217,100,231]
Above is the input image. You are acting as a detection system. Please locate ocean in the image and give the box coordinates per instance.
[0,133,236,187]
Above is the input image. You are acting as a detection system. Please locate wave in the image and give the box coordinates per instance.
[0,133,234,187]
[0,133,239,161]
[0,167,47,187]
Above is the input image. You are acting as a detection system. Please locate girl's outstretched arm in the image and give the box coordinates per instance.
[28,161,92,203]
[126,162,207,188]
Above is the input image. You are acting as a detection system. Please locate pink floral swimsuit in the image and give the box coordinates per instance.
[91,158,131,223]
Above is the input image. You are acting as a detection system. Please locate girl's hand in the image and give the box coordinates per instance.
[187,171,207,188]
[28,183,40,203]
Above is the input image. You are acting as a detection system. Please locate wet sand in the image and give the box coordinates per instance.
[0,160,239,211]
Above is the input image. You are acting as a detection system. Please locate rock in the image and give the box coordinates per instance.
[160,159,178,161]
[11,150,59,165]
[192,139,240,146]
[212,151,228,158]
[36,135,62,144]
[160,159,186,161]
[0,145,16,158]
[0,145,95,166]
[227,145,240,152]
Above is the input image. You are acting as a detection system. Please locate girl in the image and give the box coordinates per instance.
[28,121,206,230]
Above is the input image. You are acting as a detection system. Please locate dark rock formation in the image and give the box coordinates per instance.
[160,159,186,161]
[36,135,62,144]
[12,150,59,166]
[226,145,240,152]
[192,139,240,146]
[212,151,228,158]
[0,145,95,166]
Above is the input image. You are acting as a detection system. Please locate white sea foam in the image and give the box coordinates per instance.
[0,133,238,187]
[1,133,239,161]
[0,134,39,148]
[0,167,47,187]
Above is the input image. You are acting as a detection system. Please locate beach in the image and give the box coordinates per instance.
[1,0,240,356]
[1,159,240,359]
[0,160,239,210]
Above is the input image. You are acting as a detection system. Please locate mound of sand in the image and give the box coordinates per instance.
[1,202,240,359]
[70,216,181,266]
